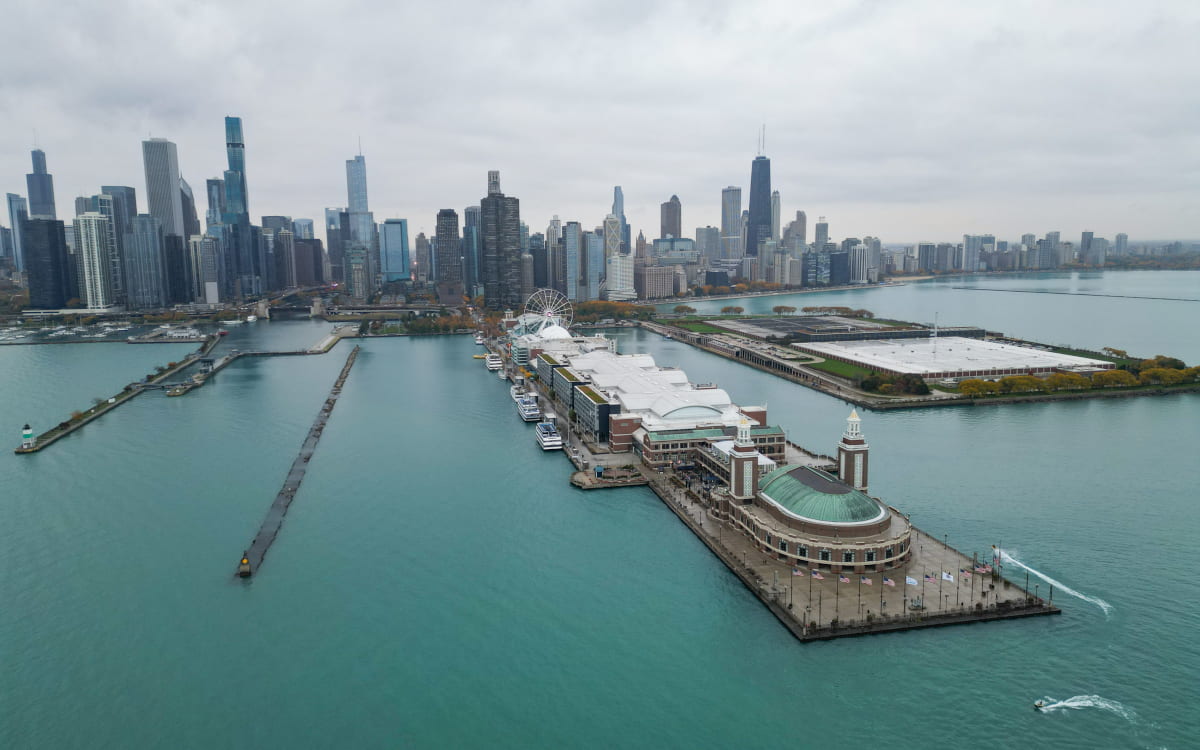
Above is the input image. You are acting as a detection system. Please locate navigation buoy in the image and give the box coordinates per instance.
[21,424,34,450]
[238,553,252,577]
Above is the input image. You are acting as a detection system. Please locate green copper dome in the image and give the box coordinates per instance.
[757,465,885,524]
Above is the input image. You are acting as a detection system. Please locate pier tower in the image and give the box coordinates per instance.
[21,424,35,450]
[729,418,760,502]
[838,410,869,492]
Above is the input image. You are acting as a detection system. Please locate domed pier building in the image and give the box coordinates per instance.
[720,411,912,573]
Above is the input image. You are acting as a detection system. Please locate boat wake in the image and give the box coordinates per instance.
[1038,695,1136,722]
[1000,550,1113,617]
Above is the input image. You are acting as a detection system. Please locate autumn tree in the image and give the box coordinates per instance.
[673,305,696,314]
[1090,370,1138,388]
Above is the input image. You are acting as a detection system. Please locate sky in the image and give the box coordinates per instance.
[2,0,1198,245]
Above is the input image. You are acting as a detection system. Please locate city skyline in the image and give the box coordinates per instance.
[0,1,1196,243]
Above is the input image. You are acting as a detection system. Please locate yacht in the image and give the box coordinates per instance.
[517,397,542,422]
[535,421,563,450]
[474,334,485,345]
[484,353,502,371]
[245,315,258,323]
[510,384,527,402]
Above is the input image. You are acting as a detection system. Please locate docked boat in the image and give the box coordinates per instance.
[535,421,563,450]
[474,335,485,345]
[484,353,502,371]
[497,369,507,380]
[246,315,258,323]
[510,384,527,402]
[517,397,542,422]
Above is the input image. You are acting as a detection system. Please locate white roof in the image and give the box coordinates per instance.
[796,337,1113,376]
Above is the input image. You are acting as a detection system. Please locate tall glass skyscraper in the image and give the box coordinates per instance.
[720,186,742,259]
[380,219,411,282]
[26,149,56,219]
[224,117,248,218]
[480,171,522,310]
[7,193,29,271]
[746,155,771,256]
[22,218,70,308]
[127,215,167,309]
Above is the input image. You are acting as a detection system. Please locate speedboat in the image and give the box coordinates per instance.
[474,335,484,345]
[1033,701,1046,711]
[535,421,563,450]
[246,315,258,323]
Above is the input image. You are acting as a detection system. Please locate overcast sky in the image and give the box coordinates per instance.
[2,0,1198,244]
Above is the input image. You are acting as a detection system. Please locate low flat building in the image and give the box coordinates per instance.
[794,336,1114,380]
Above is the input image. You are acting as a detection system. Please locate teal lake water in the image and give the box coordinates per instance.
[2,271,1197,748]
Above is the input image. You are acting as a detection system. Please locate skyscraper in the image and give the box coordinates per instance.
[324,208,349,282]
[562,221,582,301]
[379,219,411,282]
[26,149,56,219]
[480,171,522,310]
[1080,231,1094,264]
[142,139,185,237]
[127,215,167,308]
[7,193,29,271]
[603,214,622,259]
[660,195,681,239]
[345,154,374,245]
[612,186,630,252]
[75,212,115,308]
[770,190,781,241]
[696,226,720,261]
[414,232,430,282]
[435,209,462,287]
[23,218,71,308]
[224,117,249,218]
[292,218,315,240]
[814,217,829,249]
[720,186,742,258]
[746,155,772,256]
[205,178,226,229]
[180,178,200,239]
[463,205,481,289]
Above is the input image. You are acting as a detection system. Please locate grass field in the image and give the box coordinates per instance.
[804,359,876,380]
[673,321,730,334]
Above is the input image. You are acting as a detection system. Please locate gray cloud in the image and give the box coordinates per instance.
[1,0,1197,243]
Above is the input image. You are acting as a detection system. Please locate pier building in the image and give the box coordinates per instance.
[717,412,913,573]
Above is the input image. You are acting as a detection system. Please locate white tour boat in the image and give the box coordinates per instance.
[517,397,542,422]
[535,421,563,450]
[484,353,503,371]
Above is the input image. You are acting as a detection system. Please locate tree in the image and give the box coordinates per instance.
[959,379,998,396]
[772,305,797,315]
[1090,370,1137,388]
[673,305,696,315]
[1102,347,1129,359]
[1045,372,1090,390]
[998,375,1045,393]
[720,306,744,315]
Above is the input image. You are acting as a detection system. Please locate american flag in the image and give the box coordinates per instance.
[924,574,935,582]
[883,577,895,587]
[973,565,988,574]
[792,568,806,576]
[839,575,850,583]
[960,568,972,578]
[811,570,824,580]
[861,576,872,586]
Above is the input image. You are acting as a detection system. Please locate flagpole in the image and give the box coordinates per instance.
[819,589,823,628]
[956,571,961,607]
[857,575,862,620]
[938,567,944,610]
[835,573,840,620]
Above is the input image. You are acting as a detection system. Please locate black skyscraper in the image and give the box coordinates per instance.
[480,171,522,310]
[23,218,71,308]
[26,150,56,219]
[746,155,771,256]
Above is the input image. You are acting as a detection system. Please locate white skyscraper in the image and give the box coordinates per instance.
[141,139,184,237]
[770,190,781,241]
[76,212,115,308]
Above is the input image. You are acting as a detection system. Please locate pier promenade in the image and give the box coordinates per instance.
[238,345,361,577]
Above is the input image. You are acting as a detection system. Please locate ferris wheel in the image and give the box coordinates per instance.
[524,288,573,327]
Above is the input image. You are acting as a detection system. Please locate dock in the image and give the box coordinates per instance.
[644,475,1059,642]
[236,345,361,577]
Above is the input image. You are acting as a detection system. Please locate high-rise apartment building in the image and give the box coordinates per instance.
[26,149,56,219]
[75,212,115,308]
[746,155,771,256]
[561,220,582,301]
[205,179,226,229]
[720,186,743,258]
[814,217,829,249]
[480,171,522,310]
[1114,233,1129,256]
[435,209,462,286]
[660,195,681,239]
[224,117,249,218]
[1080,231,1093,264]
[612,186,630,252]
[696,226,720,261]
[292,218,314,240]
[770,190,781,241]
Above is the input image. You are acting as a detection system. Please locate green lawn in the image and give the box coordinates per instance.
[804,359,877,380]
[673,321,729,334]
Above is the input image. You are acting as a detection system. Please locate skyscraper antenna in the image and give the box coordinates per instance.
[358,136,362,156]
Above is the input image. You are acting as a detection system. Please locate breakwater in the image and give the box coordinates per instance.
[237,345,361,577]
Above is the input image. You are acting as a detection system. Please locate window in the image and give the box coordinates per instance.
[778,539,787,553]
[842,551,855,563]
[884,547,893,559]
[866,550,877,562]
[796,545,808,558]
[819,549,831,562]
